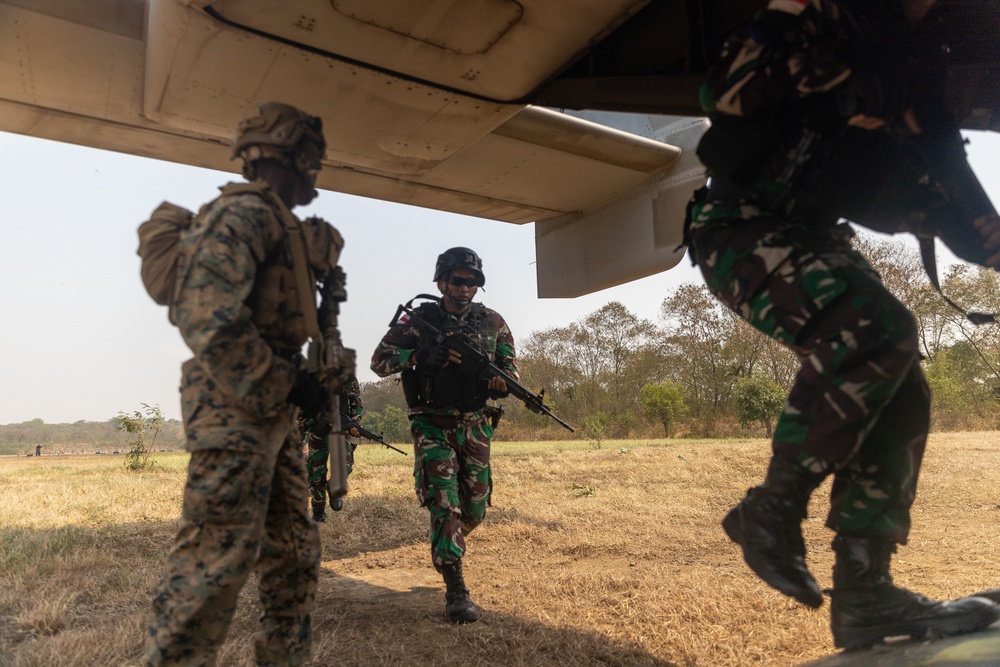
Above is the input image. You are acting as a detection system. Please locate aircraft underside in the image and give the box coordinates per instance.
[1,0,997,295]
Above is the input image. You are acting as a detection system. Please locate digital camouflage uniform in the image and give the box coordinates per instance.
[371,302,517,570]
[300,375,363,506]
[146,180,342,667]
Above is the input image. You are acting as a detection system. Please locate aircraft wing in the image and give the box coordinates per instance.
[2,0,997,296]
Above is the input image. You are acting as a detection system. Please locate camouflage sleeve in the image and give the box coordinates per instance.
[345,375,363,420]
[173,195,296,417]
[491,311,520,382]
[701,0,851,117]
[370,315,422,377]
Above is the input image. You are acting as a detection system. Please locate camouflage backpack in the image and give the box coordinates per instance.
[136,201,194,308]
[136,183,330,334]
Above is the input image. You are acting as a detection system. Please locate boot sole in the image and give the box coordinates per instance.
[722,507,823,609]
[446,610,480,624]
[834,604,1000,650]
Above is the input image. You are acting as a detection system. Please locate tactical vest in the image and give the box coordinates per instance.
[181,182,325,351]
[405,303,493,412]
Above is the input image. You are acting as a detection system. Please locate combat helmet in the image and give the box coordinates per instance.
[231,101,326,178]
[434,247,485,287]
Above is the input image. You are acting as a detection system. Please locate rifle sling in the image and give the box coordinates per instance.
[918,236,995,325]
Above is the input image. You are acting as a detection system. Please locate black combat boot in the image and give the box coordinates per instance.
[441,560,479,623]
[829,534,1000,650]
[722,458,825,608]
[330,496,344,512]
[311,500,326,523]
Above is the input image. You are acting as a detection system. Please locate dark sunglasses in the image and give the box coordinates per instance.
[448,276,479,288]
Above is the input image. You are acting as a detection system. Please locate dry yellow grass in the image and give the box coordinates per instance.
[1,434,999,666]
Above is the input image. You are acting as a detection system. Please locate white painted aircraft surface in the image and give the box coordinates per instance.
[2,0,997,297]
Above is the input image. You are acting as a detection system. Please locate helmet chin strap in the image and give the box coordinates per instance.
[442,291,472,310]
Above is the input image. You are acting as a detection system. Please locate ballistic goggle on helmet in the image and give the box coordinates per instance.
[434,247,485,287]
[232,101,326,178]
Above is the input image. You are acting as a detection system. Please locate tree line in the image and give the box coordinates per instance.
[7,232,997,451]
[0,417,186,456]
[360,232,1000,442]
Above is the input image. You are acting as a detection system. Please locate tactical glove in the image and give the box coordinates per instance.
[288,370,328,417]
[414,344,450,370]
[308,411,334,439]
[488,386,510,400]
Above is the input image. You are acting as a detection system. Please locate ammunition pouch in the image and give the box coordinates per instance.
[401,369,421,409]
[697,113,782,187]
[404,364,488,413]
[698,112,831,223]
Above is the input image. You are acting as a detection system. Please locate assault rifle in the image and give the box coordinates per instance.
[349,421,408,456]
[392,294,575,432]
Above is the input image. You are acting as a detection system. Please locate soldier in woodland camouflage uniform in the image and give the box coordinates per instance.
[300,374,363,521]
[145,102,344,667]
[690,0,1000,650]
[371,248,518,623]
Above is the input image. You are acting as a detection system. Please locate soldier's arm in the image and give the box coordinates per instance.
[173,200,296,417]
[346,376,363,420]
[703,0,850,118]
[370,322,421,377]
[492,313,520,382]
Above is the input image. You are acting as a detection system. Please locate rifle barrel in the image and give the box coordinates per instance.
[353,423,408,455]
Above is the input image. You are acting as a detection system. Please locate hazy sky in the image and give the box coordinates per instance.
[2,128,998,424]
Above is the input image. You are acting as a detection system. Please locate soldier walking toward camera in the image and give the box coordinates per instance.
[144,102,347,666]
[371,248,517,623]
[689,0,1000,650]
[301,374,363,521]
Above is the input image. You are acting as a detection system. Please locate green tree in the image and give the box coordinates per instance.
[640,381,687,437]
[114,403,163,471]
[733,375,785,436]
[359,377,408,414]
[363,405,411,444]
[582,412,613,449]
[660,283,739,433]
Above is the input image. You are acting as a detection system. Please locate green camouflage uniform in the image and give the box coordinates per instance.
[371,301,517,570]
[301,375,363,506]
[146,181,341,666]
[690,0,936,543]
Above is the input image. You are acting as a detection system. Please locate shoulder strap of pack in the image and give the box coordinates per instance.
[220,181,322,342]
[415,302,442,327]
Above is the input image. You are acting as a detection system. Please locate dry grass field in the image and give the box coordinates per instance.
[2,433,999,667]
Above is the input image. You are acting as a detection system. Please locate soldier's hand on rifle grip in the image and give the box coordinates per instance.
[348,426,360,437]
[487,375,510,399]
[414,344,458,369]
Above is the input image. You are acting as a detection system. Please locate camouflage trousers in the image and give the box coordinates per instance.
[410,412,493,570]
[303,420,358,506]
[146,359,320,667]
[689,201,929,543]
